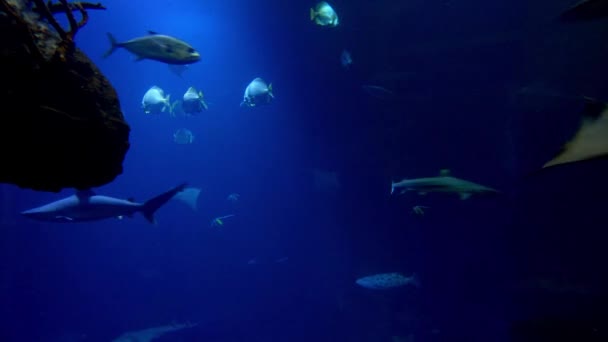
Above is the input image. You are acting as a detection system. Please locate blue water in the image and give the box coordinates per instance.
[2,0,608,341]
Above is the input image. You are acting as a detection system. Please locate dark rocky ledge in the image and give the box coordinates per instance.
[0,0,130,192]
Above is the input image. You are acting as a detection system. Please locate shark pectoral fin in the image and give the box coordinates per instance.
[460,193,472,200]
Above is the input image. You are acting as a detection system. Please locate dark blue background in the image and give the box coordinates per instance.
[1,0,608,340]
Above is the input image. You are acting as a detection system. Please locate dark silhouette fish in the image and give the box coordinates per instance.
[560,0,608,21]
[104,31,200,65]
[543,98,608,168]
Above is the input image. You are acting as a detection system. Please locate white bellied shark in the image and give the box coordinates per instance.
[21,183,187,224]
[391,169,498,200]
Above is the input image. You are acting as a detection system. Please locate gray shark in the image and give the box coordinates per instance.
[391,170,498,200]
[21,183,187,224]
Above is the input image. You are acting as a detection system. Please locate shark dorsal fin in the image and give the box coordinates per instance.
[147,30,159,35]
[439,169,451,176]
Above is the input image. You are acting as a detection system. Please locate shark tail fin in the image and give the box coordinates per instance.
[141,183,187,224]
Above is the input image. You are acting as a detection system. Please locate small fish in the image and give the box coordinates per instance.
[181,87,208,114]
[543,97,608,168]
[104,31,200,65]
[310,2,339,27]
[362,85,395,100]
[340,49,353,69]
[411,205,429,216]
[227,193,240,203]
[391,169,498,200]
[210,214,235,228]
[173,128,195,144]
[20,184,187,224]
[560,0,608,22]
[142,86,172,114]
[172,187,201,211]
[241,78,274,107]
[356,272,420,290]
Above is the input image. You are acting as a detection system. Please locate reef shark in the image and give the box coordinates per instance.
[21,183,187,224]
[391,169,498,200]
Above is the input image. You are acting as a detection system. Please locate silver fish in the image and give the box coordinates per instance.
[241,78,274,107]
[104,31,200,65]
[142,86,171,114]
[310,2,339,27]
[181,87,208,114]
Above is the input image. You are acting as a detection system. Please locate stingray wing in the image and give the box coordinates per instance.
[544,98,608,168]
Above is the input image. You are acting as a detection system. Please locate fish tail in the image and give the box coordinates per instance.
[310,8,316,21]
[103,33,120,58]
[390,181,396,195]
[141,183,187,225]
[170,101,180,116]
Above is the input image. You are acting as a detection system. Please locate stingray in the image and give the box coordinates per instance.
[543,98,608,168]
[172,187,201,210]
[560,0,608,22]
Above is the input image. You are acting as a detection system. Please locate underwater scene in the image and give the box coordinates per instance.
[1,0,608,341]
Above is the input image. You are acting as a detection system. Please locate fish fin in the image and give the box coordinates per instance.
[162,95,172,113]
[201,100,208,110]
[267,83,274,98]
[147,30,159,35]
[141,183,188,224]
[170,101,180,116]
[103,33,120,58]
[310,8,316,21]
[460,192,472,200]
[543,97,608,168]
[439,169,451,176]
